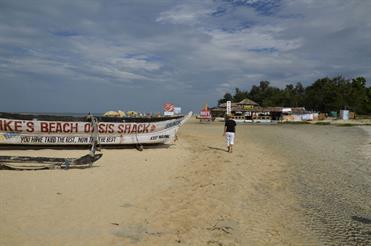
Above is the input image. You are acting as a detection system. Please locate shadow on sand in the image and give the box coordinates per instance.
[351,216,371,224]
[207,146,228,152]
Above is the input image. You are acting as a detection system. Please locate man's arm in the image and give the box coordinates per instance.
[223,126,227,136]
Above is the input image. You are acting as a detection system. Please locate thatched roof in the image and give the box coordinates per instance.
[237,98,259,106]
[218,102,238,108]
[218,98,259,108]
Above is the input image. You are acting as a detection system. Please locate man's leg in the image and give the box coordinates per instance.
[226,133,230,152]
[229,133,235,153]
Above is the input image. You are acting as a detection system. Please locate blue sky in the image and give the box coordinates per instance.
[1,0,370,113]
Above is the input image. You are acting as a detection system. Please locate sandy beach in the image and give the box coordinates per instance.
[1,118,370,245]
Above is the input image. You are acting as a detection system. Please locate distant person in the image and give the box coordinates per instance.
[223,115,236,153]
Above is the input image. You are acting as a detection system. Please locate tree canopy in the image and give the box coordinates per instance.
[217,76,371,114]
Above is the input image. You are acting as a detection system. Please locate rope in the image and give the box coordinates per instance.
[135,128,143,151]
[87,113,101,157]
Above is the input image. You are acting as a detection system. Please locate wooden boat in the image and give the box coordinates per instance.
[0,111,192,146]
[0,153,103,170]
[196,110,212,122]
[196,104,213,122]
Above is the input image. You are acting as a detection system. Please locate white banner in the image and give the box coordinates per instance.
[0,128,178,145]
[226,101,232,115]
[0,113,192,145]
[0,117,184,135]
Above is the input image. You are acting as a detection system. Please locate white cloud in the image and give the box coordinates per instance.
[111,57,161,71]
[207,26,302,51]
[156,3,211,25]
[0,0,370,112]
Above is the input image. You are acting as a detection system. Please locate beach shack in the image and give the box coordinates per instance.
[281,107,318,122]
[213,98,260,123]
[211,98,318,123]
[211,98,283,123]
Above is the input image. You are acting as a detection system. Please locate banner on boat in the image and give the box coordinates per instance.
[0,132,174,145]
[0,117,184,134]
[0,112,192,145]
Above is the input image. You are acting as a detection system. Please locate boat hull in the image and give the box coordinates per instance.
[0,112,192,145]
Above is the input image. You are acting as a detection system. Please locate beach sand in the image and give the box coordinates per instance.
[1,118,370,245]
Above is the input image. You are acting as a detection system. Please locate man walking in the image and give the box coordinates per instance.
[223,115,236,153]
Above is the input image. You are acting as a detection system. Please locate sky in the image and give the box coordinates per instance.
[1,0,370,113]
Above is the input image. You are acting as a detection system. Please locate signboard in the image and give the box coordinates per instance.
[243,105,254,110]
[226,101,232,115]
[0,119,159,134]
[174,107,182,114]
[164,111,174,116]
[163,102,175,112]
[0,132,176,145]
[0,116,187,145]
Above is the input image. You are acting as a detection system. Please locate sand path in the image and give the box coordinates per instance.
[109,120,319,246]
[3,119,357,245]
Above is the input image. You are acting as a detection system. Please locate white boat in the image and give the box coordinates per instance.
[0,112,192,146]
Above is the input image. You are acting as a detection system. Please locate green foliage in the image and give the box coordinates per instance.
[217,76,370,114]
[304,76,369,113]
[218,92,233,104]
[248,81,281,106]
[232,88,248,102]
